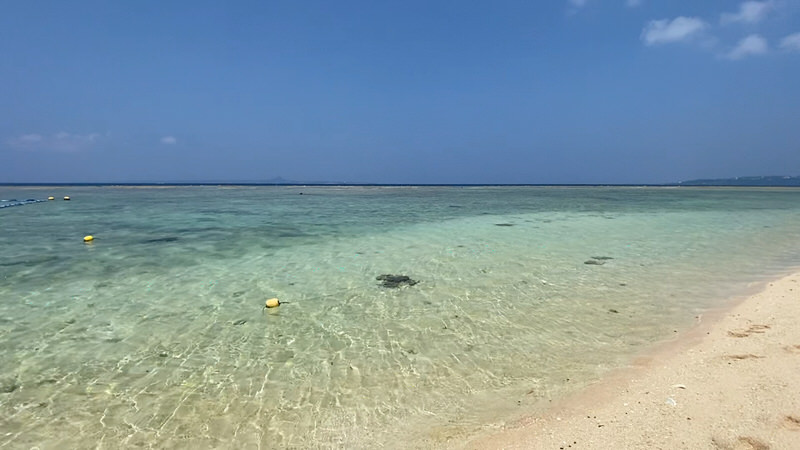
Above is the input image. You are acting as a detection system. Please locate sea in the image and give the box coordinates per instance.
[1,185,800,449]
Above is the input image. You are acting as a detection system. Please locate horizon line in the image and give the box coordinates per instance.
[2,182,800,188]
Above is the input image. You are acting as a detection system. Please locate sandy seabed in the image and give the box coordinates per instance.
[460,271,800,450]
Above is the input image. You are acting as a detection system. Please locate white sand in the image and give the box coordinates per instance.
[463,272,800,449]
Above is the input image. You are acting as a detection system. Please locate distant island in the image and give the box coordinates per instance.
[676,176,800,187]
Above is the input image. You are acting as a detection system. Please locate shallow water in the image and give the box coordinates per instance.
[1,186,800,448]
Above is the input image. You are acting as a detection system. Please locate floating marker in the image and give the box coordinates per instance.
[83,235,94,243]
[265,298,280,308]
[63,196,71,201]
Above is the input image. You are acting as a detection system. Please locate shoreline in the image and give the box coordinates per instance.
[460,271,800,449]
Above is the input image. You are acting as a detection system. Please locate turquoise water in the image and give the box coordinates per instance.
[2,186,800,448]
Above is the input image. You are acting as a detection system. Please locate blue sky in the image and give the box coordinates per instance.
[2,1,799,184]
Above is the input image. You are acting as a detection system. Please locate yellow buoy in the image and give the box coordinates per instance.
[63,196,71,201]
[48,196,55,201]
[265,298,280,308]
[83,235,94,243]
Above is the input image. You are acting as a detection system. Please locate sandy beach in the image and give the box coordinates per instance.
[463,271,800,450]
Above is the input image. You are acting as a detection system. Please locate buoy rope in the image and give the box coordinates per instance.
[0,199,46,209]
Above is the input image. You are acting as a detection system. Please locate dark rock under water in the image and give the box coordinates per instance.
[585,255,614,265]
[142,237,180,244]
[376,274,418,288]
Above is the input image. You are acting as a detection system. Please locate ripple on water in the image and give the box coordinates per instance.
[1,186,800,447]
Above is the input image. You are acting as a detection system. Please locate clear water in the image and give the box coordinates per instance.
[1,186,800,448]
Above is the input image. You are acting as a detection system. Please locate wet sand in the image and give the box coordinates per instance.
[464,271,800,449]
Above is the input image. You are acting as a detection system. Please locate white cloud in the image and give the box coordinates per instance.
[16,134,44,143]
[780,32,800,51]
[721,1,774,25]
[641,17,708,45]
[726,34,768,59]
[6,132,102,152]
[627,0,642,7]
[566,0,588,13]
[160,136,177,145]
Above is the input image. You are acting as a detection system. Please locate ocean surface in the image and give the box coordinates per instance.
[2,186,800,448]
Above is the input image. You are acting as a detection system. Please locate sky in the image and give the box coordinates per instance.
[2,0,799,184]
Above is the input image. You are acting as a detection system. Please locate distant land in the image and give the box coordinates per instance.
[675,176,800,187]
